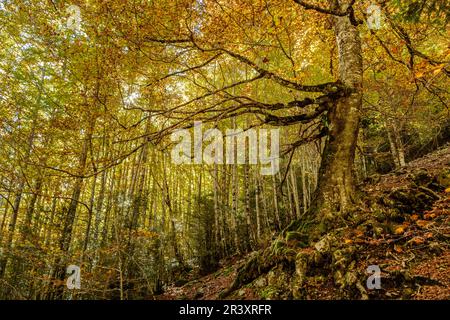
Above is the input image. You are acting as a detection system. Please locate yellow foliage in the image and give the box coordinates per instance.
[394,226,405,235]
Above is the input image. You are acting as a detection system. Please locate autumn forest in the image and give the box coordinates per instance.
[0,0,449,301]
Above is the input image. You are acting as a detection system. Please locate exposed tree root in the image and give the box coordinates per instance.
[221,164,450,300]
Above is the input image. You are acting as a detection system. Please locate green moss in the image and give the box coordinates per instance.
[271,238,286,255]
[222,266,233,276]
[436,169,450,187]
[259,286,278,300]
[285,231,309,247]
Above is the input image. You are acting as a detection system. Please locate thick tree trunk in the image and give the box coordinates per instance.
[310,2,363,233]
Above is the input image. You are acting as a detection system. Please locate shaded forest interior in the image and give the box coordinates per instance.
[0,0,449,299]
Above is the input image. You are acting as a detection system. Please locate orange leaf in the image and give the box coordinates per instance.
[344,239,353,244]
[432,64,445,75]
[410,214,419,221]
[416,220,429,228]
[408,237,425,245]
[355,230,364,237]
[424,213,436,220]
[394,244,403,253]
[445,187,450,193]
[433,68,442,75]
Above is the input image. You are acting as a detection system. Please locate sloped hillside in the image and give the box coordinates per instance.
[157,145,450,300]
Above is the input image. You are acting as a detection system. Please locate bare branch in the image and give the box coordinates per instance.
[265,103,329,126]
[145,53,223,87]
[143,37,191,44]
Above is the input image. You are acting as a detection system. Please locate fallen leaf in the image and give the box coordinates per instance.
[408,237,425,245]
[410,214,419,221]
[394,226,405,234]
[424,232,433,239]
[432,64,445,75]
[344,239,353,244]
[424,213,436,220]
[394,244,403,253]
[416,220,430,227]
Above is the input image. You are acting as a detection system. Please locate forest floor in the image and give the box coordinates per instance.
[156,145,450,300]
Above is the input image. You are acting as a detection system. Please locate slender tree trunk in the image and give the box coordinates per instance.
[301,154,308,215]
[0,180,25,278]
[259,173,270,232]
[254,168,261,242]
[83,175,97,257]
[44,196,57,248]
[0,193,11,243]
[213,163,221,255]
[243,162,253,251]
[271,174,281,230]
[93,170,106,245]
[386,120,406,168]
[0,123,36,278]
[49,127,92,299]
[221,164,230,255]
[162,154,184,266]
[230,118,240,253]
[290,167,301,219]
[21,177,43,241]
[101,164,116,247]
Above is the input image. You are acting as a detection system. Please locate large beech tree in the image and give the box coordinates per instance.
[127,0,446,233]
[132,0,364,233]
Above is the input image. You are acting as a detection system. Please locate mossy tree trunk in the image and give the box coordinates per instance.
[310,0,363,234]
